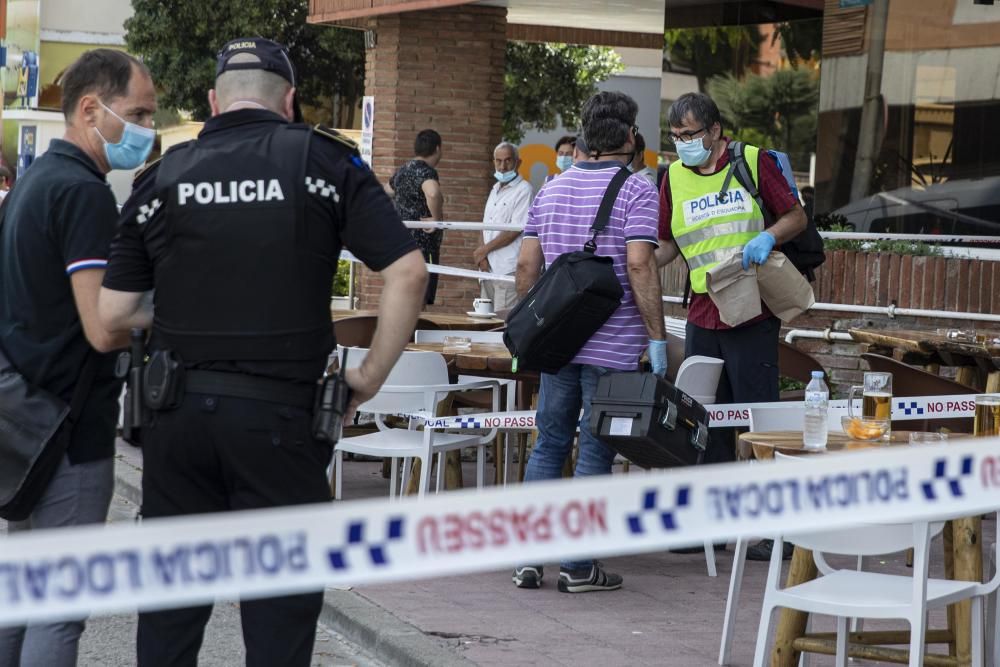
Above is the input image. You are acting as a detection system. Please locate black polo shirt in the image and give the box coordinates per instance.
[103,109,418,383]
[0,139,124,463]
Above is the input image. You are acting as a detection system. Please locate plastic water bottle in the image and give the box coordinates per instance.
[803,370,829,449]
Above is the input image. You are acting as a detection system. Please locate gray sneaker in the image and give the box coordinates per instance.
[557,562,622,593]
[512,565,543,589]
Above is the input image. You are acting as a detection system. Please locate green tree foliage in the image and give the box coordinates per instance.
[707,68,819,169]
[503,42,623,143]
[125,0,364,123]
[664,26,761,92]
[773,19,823,66]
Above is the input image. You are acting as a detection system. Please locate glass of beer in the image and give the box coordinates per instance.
[849,372,893,438]
[974,394,1000,437]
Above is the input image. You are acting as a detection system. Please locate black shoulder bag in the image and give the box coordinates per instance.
[0,200,99,521]
[503,167,630,374]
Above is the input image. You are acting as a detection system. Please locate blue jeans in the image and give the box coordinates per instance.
[523,363,617,571]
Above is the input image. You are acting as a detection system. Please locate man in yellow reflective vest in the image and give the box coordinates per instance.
[656,94,807,449]
[656,92,807,559]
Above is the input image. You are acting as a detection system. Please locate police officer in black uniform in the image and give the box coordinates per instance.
[98,38,428,666]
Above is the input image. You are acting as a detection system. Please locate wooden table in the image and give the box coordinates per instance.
[741,430,983,666]
[849,327,1000,391]
[331,309,505,331]
[406,342,536,382]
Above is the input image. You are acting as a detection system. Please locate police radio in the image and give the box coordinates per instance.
[313,348,353,444]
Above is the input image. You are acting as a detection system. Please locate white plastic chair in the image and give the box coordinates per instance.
[672,354,724,577]
[721,409,867,666]
[413,330,522,484]
[330,348,500,499]
[753,518,999,667]
[673,355,724,406]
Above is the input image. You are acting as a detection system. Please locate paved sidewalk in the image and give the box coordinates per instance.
[114,441,995,667]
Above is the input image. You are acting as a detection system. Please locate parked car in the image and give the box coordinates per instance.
[829,176,1000,237]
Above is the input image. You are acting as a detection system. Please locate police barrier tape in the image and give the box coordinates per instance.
[1,437,999,627]
[411,393,979,431]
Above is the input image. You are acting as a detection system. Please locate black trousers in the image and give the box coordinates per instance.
[422,246,440,305]
[685,316,780,464]
[137,392,333,667]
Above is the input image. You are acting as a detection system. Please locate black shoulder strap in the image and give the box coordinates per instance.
[586,166,632,252]
[721,142,774,225]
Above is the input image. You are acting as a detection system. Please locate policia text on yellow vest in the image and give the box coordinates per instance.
[668,144,766,293]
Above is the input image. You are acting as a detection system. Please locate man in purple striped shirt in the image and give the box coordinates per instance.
[512,91,667,594]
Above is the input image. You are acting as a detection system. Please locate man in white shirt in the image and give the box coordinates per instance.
[473,141,533,311]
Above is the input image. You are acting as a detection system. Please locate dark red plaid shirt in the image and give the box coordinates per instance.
[658,139,799,330]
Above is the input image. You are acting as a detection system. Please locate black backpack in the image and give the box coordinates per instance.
[503,167,630,374]
[722,142,825,281]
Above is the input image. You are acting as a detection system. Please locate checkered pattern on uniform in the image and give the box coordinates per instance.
[305,176,340,202]
[136,199,162,224]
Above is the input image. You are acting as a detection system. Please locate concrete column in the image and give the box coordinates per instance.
[357,5,507,312]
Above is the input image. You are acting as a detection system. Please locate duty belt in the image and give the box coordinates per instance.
[185,370,314,410]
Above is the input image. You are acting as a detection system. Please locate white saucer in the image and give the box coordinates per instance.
[466,311,498,318]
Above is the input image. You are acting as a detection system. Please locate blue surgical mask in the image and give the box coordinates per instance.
[494,170,517,184]
[96,102,155,170]
[555,155,573,172]
[676,138,711,167]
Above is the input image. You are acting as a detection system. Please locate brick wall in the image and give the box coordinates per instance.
[663,252,1000,396]
[357,5,506,313]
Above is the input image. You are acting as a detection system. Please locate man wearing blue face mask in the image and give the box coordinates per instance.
[0,49,157,666]
[473,141,533,311]
[655,93,805,561]
[545,135,577,183]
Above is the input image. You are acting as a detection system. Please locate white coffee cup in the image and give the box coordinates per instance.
[473,298,492,315]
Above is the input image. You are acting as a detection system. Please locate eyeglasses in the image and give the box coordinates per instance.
[668,127,707,145]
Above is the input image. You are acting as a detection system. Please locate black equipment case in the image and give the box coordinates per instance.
[589,372,710,469]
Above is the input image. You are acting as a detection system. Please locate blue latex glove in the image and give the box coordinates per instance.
[648,339,668,377]
[741,231,776,271]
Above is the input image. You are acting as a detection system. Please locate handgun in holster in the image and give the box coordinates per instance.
[115,328,146,445]
[312,349,353,444]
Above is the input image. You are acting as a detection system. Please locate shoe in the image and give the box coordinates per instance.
[745,539,794,562]
[512,565,543,589]
[557,562,622,593]
[669,542,727,554]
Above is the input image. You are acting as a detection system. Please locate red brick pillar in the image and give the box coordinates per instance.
[357,5,507,313]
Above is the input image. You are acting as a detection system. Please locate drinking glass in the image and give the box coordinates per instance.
[974,394,1000,437]
[847,372,892,440]
[848,372,892,419]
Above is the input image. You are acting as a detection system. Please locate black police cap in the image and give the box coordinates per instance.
[216,37,296,87]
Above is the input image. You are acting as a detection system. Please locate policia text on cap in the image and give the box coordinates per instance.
[97,37,428,667]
